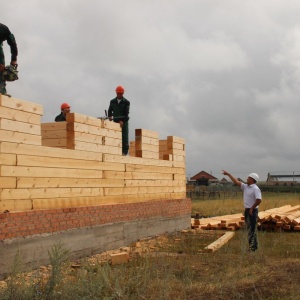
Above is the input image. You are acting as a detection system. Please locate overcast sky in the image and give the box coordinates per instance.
[2,0,300,181]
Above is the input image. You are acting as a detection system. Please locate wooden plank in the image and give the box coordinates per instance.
[129,141,135,156]
[70,140,122,155]
[166,148,185,156]
[102,136,122,147]
[0,129,42,145]
[101,119,122,131]
[0,177,16,188]
[17,177,124,188]
[41,122,67,130]
[41,130,67,139]
[104,170,133,180]
[131,172,173,180]
[204,232,235,252]
[173,161,185,168]
[167,136,185,144]
[172,155,185,162]
[0,95,43,115]
[0,118,41,136]
[110,253,129,265]
[42,138,67,148]
[0,106,41,125]
[17,154,125,171]
[135,142,159,152]
[0,199,33,212]
[135,150,159,159]
[1,166,103,178]
[167,141,185,150]
[66,112,102,127]
[135,136,159,145]
[1,187,104,200]
[0,142,103,161]
[135,129,159,139]
[68,122,102,135]
[0,153,16,165]
[125,179,182,187]
[126,164,173,173]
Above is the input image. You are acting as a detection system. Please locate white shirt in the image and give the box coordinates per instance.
[241,183,262,209]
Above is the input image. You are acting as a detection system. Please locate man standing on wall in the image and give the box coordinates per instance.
[108,86,130,156]
[222,170,262,252]
[55,102,71,122]
[0,23,18,96]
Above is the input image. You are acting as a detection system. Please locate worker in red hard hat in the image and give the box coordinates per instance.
[108,85,130,155]
[55,102,71,122]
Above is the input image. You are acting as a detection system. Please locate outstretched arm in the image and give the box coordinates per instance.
[222,170,242,187]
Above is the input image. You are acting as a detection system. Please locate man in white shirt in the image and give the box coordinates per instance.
[222,170,262,252]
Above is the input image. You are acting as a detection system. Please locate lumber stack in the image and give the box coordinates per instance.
[258,205,300,231]
[192,213,244,231]
[192,205,300,232]
[0,95,186,212]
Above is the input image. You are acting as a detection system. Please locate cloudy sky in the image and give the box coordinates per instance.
[2,0,300,181]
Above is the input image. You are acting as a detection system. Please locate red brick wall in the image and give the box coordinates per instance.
[0,199,191,241]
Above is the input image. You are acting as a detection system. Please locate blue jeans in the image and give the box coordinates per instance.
[244,208,258,251]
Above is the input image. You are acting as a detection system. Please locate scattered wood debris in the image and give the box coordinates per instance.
[192,205,300,232]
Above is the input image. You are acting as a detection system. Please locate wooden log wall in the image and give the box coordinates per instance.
[0,95,186,212]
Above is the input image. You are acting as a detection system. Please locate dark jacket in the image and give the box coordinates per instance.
[108,97,130,123]
[55,112,66,122]
[0,23,18,65]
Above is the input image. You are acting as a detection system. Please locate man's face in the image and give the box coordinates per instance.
[62,107,70,115]
[247,177,255,185]
[116,92,123,99]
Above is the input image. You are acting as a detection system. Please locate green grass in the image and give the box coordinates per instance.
[0,193,299,299]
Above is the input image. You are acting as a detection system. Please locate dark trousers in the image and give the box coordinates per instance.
[122,122,129,155]
[0,73,6,94]
[244,208,258,251]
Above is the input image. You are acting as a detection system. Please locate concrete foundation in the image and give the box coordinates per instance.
[0,214,190,279]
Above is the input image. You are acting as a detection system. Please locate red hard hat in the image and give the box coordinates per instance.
[115,85,125,93]
[61,102,70,110]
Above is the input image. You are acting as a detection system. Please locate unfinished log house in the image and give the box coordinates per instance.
[0,95,190,278]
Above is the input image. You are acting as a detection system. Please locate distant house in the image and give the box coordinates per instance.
[189,171,218,185]
[219,178,231,185]
[266,172,300,186]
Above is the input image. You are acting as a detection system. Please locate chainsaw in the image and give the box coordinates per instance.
[98,110,129,121]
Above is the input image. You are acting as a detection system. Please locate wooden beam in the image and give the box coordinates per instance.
[204,232,235,252]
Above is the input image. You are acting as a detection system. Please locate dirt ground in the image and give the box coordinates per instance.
[0,229,220,289]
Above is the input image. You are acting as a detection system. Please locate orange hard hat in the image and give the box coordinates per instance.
[115,85,125,93]
[61,102,70,110]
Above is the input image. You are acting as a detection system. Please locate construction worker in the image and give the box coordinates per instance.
[222,170,262,252]
[0,23,18,96]
[108,86,130,155]
[55,103,71,122]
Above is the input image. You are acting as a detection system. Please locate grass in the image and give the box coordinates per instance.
[0,193,299,299]
[191,191,300,216]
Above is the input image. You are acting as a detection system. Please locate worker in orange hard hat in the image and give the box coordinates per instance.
[55,102,71,122]
[108,86,130,155]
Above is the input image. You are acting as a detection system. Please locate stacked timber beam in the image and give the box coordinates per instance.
[192,205,300,232]
[0,95,186,212]
[258,205,300,231]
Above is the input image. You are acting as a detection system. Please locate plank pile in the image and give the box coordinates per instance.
[192,205,300,232]
[192,213,244,231]
[258,205,300,231]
